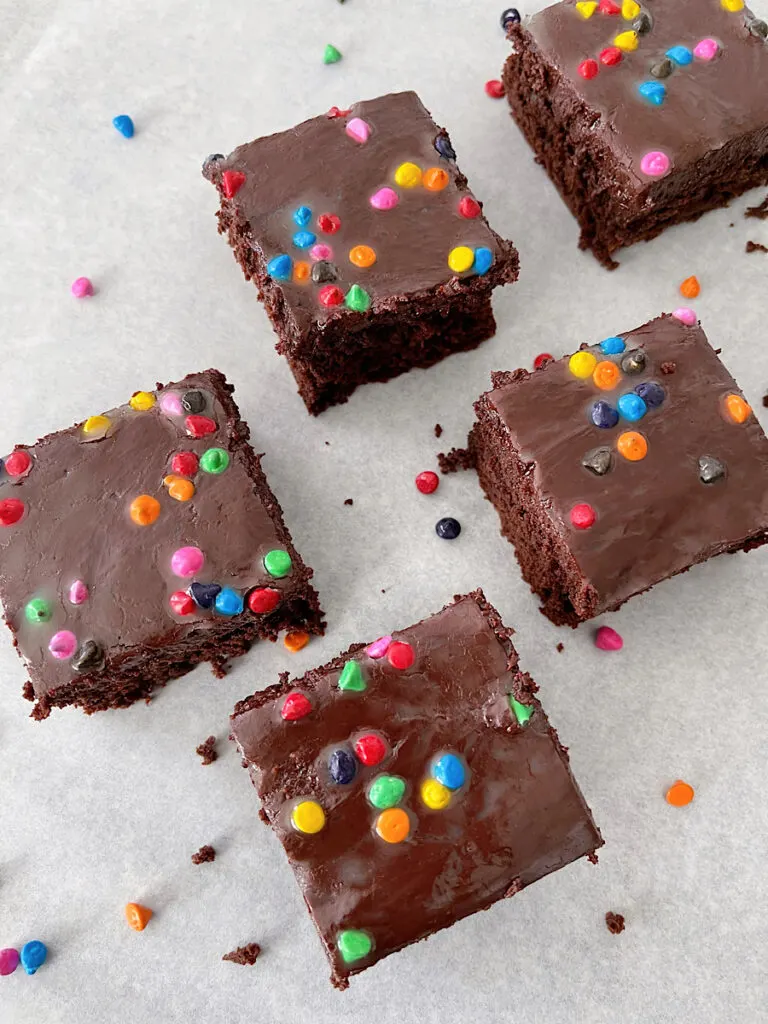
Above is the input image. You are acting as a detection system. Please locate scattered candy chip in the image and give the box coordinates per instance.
[284,630,310,652]
[222,170,246,198]
[19,941,47,975]
[387,640,415,670]
[125,903,153,931]
[129,390,155,411]
[0,948,20,976]
[345,117,369,144]
[672,307,697,325]
[365,635,392,659]
[112,114,134,138]
[323,43,342,64]
[71,276,94,298]
[415,471,439,494]
[666,780,694,806]
[679,276,700,298]
[485,79,505,98]
[724,394,751,424]
[595,625,623,651]
[281,692,312,721]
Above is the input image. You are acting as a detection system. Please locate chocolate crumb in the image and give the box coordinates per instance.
[191,844,216,864]
[344,498,354,506]
[223,943,261,965]
[258,807,270,825]
[745,195,768,220]
[556,642,564,653]
[762,395,768,408]
[605,912,625,935]
[437,446,475,474]
[324,440,330,446]
[434,423,443,438]
[746,240,768,253]
[587,851,599,865]
[503,878,522,898]
[660,361,676,375]
[22,681,35,701]
[196,735,218,765]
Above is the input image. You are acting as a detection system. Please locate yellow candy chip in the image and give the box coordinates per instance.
[420,778,451,811]
[394,161,423,188]
[82,414,111,436]
[621,0,640,18]
[448,246,475,274]
[721,0,744,9]
[614,30,639,50]
[129,391,156,411]
[291,800,326,835]
[575,1,597,17]
[568,351,597,379]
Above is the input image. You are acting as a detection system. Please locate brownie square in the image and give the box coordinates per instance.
[231,591,602,988]
[0,370,323,718]
[503,0,768,267]
[203,91,519,414]
[469,315,768,626]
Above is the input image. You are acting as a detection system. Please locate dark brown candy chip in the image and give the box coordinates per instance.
[699,455,726,484]
[71,640,105,673]
[582,447,613,476]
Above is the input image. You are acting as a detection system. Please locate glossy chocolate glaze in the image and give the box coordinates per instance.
[0,371,309,699]
[204,91,516,335]
[231,592,602,988]
[522,0,768,188]
[487,315,768,612]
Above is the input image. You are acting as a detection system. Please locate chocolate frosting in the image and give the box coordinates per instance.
[487,315,768,612]
[205,91,515,334]
[522,0,768,187]
[0,370,304,698]
[231,593,601,986]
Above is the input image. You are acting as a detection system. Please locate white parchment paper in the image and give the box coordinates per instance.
[1,1,767,1021]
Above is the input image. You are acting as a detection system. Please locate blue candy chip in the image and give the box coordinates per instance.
[267,254,292,280]
[292,230,317,249]
[617,392,647,422]
[591,400,619,429]
[634,381,665,408]
[215,587,244,616]
[112,114,135,138]
[599,336,626,355]
[666,45,692,66]
[474,247,494,275]
[638,81,666,106]
[20,941,47,976]
[432,753,466,791]
[293,205,312,227]
[329,748,357,785]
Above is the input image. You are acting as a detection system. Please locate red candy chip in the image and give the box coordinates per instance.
[281,692,312,721]
[354,733,387,766]
[318,285,345,307]
[415,471,439,495]
[248,587,281,614]
[170,590,196,616]
[570,503,596,529]
[172,451,199,477]
[599,46,622,66]
[533,353,554,370]
[185,415,217,439]
[599,0,620,11]
[458,196,481,219]
[485,79,505,99]
[317,213,341,234]
[578,59,599,80]
[5,450,32,477]
[326,106,352,118]
[387,641,415,670]
[222,170,246,198]
[0,498,25,527]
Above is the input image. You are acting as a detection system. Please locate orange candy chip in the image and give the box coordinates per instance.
[349,245,376,269]
[666,780,694,807]
[423,167,449,191]
[679,275,700,299]
[616,431,648,462]
[375,807,410,844]
[284,630,310,653]
[293,261,311,283]
[592,360,621,391]
[163,475,195,502]
[724,393,751,424]
[129,494,161,526]
[125,903,153,931]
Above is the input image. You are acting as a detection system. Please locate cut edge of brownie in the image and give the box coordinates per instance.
[231,588,604,989]
[503,24,768,269]
[19,369,325,719]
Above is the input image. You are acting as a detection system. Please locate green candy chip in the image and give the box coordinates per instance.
[264,549,292,579]
[345,284,371,313]
[337,929,372,964]
[509,696,534,726]
[338,660,366,692]
[200,447,230,474]
[25,597,52,624]
[367,774,406,810]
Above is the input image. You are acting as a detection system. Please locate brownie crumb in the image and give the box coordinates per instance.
[503,878,522,898]
[344,498,354,506]
[763,395,768,408]
[223,943,261,965]
[660,361,676,375]
[434,423,443,438]
[196,736,218,765]
[437,446,475,474]
[605,912,625,935]
[556,642,564,653]
[191,845,216,864]
[745,195,768,220]
[587,851,599,865]
[22,681,35,702]
[746,240,768,253]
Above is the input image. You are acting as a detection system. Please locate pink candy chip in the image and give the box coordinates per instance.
[639,150,671,178]
[0,948,20,976]
[71,277,94,298]
[49,630,77,660]
[310,243,334,262]
[68,579,89,605]
[160,392,184,416]
[365,635,393,659]
[694,38,719,61]
[369,187,399,211]
[171,545,204,577]
[345,117,370,144]
[595,626,623,652]
[672,307,697,326]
